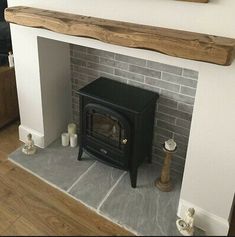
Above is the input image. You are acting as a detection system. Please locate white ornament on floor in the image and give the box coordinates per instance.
[176,208,195,236]
[8,51,14,68]
[22,133,37,155]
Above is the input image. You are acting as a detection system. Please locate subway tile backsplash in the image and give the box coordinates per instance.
[70,44,199,174]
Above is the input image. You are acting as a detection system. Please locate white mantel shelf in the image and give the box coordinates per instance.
[5,6,235,66]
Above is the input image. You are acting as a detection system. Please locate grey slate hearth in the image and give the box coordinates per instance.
[9,139,183,236]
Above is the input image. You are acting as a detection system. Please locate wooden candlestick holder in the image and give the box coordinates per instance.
[155,145,177,192]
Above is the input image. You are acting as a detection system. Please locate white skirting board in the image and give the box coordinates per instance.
[19,125,45,148]
[177,199,230,236]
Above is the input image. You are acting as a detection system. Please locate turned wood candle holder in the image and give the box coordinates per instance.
[155,145,177,192]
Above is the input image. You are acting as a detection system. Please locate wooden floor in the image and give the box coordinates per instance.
[0,122,132,236]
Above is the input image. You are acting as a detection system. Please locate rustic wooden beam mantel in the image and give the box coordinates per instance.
[5,6,235,66]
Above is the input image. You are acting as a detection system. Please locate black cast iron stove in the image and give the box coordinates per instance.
[77,77,159,188]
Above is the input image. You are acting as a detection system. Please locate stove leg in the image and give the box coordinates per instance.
[130,167,137,188]
[77,147,83,161]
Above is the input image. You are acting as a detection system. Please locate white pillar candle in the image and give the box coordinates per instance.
[68,123,77,135]
[70,134,78,148]
[61,133,70,146]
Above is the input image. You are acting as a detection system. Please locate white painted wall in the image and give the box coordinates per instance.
[7,0,235,38]
[10,25,45,146]
[8,0,235,235]
[10,25,71,148]
[37,38,71,146]
[178,62,235,235]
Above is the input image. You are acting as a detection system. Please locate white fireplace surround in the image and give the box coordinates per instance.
[8,0,235,235]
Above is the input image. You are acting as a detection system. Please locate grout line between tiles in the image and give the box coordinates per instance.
[8,158,139,236]
[67,161,97,193]
[97,171,127,212]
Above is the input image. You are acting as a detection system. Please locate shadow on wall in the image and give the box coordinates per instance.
[229,194,235,236]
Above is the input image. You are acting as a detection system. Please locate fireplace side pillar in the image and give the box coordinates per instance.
[37,37,71,147]
[10,24,45,147]
[10,24,71,148]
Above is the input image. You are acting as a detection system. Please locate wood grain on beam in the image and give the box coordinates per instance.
[5,6,235,66]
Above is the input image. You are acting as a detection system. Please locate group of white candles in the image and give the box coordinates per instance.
[61,123,78,147]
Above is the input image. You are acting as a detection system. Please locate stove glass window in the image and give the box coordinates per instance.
[86,111,125,148]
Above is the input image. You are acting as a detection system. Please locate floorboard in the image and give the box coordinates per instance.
[0,122,133,236]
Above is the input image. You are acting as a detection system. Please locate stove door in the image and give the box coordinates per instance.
[83,103,130,168]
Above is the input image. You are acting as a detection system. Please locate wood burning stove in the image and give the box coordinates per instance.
[77,77,159,188]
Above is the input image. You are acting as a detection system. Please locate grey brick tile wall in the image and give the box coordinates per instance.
[70,44,199,174]
[115,69,145,82]
[180,86,197,97]
[156,112,176,124]
[183,68,199,79]
[145,77,180,92]
[87,62,114,74]
[71,58,87,67]
[157,120,190,137]
[87,48,115,59]
[174,133,189,144]
[71,52,99,63]
[176,118,191,129]
[127,80,145,88]
[100,57,129,70]
[147,61,182,75]
[178,103,194,114]
[160,89,195,105]
[143,84,161,93]
[162,72,198,88]
[129,65,161,78]
[154,127,173,139]
[158,104,192,121]
[115,54,146,67]
[75,66,100,77]
[158,97,178,108]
